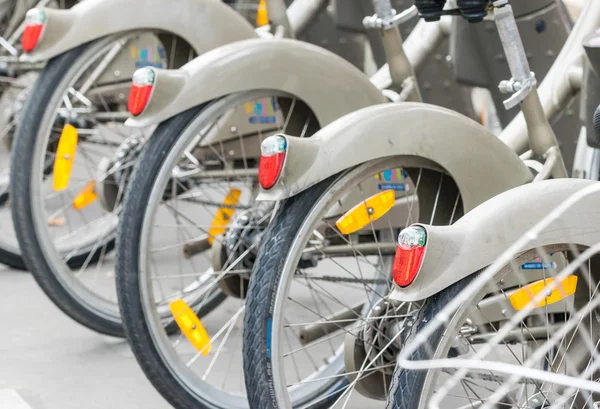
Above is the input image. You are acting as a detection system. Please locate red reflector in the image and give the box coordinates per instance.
[259,152,285,189]
[128,85,153,116]
[22,24,44,52]
[392,225,427,287]
[127,67,156,116]
[258,135,287,190]
[392,245,425,287]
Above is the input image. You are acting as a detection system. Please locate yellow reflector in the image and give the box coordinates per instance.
[72,181,98,210]
[335,190,396,235]
[256,0,268,27]
[169,298,212,355]
[207,189,241,245]
[509,275,578,311]
[53,124,78,191]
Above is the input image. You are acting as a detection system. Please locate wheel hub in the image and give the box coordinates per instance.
[343,298,415,400]
[212,207,269,298]
[96,134,145,212]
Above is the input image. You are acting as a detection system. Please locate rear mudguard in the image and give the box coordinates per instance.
[125,38,386,129]
[257,102,533,212]
[389,179,600,303]
[20,0,256,62]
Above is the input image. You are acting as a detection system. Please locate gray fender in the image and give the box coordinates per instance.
[21,0,256,62]
[125,38,387,128]
[390,179,600,303]
[257,102,533,211]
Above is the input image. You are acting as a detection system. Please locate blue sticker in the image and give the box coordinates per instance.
[135,61,166,69]
[521,262,557,270]
[266,318,272,358]
[378,183,409,191]
[249,116,277,124]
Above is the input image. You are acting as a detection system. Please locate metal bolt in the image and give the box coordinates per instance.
[501,309,507,316]
[191,324,196,329]
[64,154,70,159]
[114,70,121,77]
[119,93,125,100]
[231,126,237,133]
[367,207,374,215]
[229,150,235,156]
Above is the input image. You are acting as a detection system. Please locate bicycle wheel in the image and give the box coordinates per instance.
[0,0,69,269]
[116,90,320,409]
[0,0,283,271]
[388,245,600,409]
[243,156,463,408]
[0,72,37,269]
[10,30,195,335]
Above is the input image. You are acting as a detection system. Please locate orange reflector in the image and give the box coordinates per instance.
[335,190,396,235]
[509,275,578,311]
[169,298,212,355]
[207,189,241,245]
[73,181,98,210]
[256,0,268,27]
[480,102,487,126]
[47,216,66,227]
[53,124,78,191]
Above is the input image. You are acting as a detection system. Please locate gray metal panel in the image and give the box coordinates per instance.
[296,5,367,71]
[20,0,257,62]
[257,102,533,212]
[451,1,578,170]
[389,179,599,302]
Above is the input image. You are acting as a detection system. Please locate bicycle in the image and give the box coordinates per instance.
[7,0,400,336]
[240,0,600,407]
[389,173,600,408]
[113,0,578,408]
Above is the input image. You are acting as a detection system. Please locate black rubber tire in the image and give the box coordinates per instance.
[385,276,471,409]
[10,41,125,335]
[243,173,349,409]
[116,105,228,409]
[0,247,26,270]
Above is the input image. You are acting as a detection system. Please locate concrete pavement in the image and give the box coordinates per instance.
[0,264,171,409]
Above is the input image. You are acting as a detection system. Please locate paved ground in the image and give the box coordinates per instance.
[0,264,172,409]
